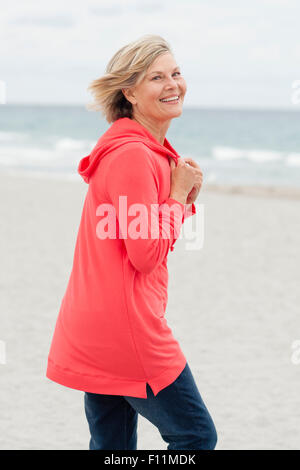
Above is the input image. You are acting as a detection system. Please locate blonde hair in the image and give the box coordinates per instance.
[86,34,173,123]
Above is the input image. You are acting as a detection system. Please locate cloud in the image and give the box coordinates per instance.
[89,6,122,17]
[10,15,74,28]
[89,0,163,16]
[0,0,299,107]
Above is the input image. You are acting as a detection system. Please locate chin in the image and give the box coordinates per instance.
[170,108,183,117]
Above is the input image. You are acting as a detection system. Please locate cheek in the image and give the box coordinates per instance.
[142,87,160,104]
[149,82,164,99]
[180,78,187,94]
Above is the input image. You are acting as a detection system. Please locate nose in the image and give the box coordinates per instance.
[165,75,179,88]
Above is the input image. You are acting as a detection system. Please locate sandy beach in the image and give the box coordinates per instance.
[0,171,299,450]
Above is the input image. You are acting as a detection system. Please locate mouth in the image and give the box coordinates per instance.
[159,95,181,104]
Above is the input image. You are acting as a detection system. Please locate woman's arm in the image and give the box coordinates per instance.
[105,143,189,273]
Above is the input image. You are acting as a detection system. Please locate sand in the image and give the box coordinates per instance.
[0,171,299,450]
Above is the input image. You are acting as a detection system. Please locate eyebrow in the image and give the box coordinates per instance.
[148,66,180,75]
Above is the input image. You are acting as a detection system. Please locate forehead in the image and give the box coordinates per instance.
[147,53,179,73]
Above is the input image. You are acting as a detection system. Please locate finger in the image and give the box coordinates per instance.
[183,158,200,169]
[193,168,203,178]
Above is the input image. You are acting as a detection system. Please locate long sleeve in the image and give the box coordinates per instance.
[105,143,192,274]
[182,202,196,225]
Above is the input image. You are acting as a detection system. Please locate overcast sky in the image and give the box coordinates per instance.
[1,0,299,109]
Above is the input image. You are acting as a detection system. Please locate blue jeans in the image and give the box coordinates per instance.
[84,362,217,450]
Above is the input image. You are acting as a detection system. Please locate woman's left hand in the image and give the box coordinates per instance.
[182,158,203,204]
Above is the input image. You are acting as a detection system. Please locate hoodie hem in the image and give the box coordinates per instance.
[46,358,148,398]
[46,352,187,399]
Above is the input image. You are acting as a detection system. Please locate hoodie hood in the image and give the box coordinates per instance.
[78,117,182,183]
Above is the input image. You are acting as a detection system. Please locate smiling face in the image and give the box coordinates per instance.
[122,52,187,124]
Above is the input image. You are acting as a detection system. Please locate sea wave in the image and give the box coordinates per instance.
[0,142,299,186]
[286,153,300,167]
[0,137,95,169]
[0,146,65,166]
[0,167,81,182]
[54,137,96,151]
[212,146,283,162]
[0,131,30,142]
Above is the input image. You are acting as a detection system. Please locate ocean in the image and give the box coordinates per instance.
[0,104,299,187]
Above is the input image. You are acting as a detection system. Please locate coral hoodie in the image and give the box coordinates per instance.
[46,117,196,398]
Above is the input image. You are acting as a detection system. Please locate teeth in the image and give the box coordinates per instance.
[160,96,179,102]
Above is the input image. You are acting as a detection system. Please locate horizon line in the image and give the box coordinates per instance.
[1,102,300,112]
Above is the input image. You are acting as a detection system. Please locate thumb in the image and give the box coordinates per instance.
[169,157,176,170]
[177,157,186,166]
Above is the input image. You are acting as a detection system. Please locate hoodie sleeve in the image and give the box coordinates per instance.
[105,143,194,274]
[182,202,196,222]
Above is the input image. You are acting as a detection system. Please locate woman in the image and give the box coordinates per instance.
[46,34,217,451]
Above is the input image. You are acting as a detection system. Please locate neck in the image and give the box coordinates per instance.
[132,114,171,146]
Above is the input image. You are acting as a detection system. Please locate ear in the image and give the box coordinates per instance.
[122,88,136,105]
[121,88,128,99]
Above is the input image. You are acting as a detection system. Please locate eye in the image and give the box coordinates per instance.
[152,72,181,80]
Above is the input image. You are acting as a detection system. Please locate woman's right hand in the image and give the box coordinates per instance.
[169,157,196,205]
